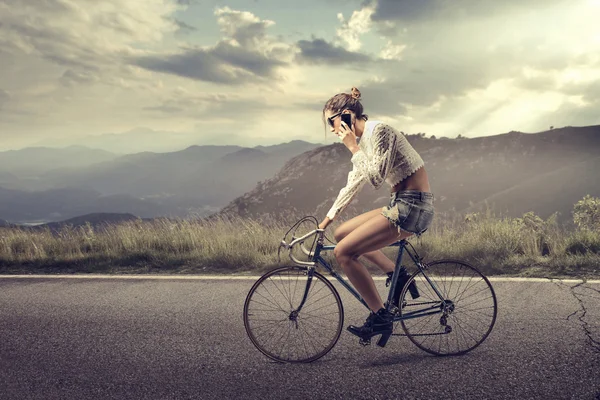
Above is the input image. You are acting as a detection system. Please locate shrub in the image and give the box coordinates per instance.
[512,211,561,256]
[565,229,600,255]
[573,194,600,231]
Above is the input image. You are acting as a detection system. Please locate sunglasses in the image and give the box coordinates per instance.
[327,111,343,128]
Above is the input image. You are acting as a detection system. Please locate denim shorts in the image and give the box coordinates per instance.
[381,190,435,237]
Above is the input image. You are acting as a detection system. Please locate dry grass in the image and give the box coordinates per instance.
[0,210,598,278]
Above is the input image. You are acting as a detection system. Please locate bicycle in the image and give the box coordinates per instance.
[243,216,498,363]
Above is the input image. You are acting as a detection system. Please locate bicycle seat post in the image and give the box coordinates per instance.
[385,240,407,311]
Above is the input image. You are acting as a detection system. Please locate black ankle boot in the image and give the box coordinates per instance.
[386,269,420,307]
[347,308,394,346]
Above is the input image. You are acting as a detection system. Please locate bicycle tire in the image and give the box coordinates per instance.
[398,259,498,356]
[243,266,344,363]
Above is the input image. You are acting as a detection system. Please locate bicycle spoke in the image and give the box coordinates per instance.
[269,276,294,310]
[244,267,343,363]
[452,316,479,347]
[259,282,288,313]
[302,289,335,310]
[252,289,287,313]
[454,281,488,304]
[453,307,494,324]
[457,294,494,310]
[400,260,497,356]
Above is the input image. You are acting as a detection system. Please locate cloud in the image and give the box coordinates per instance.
[560,77,600,104]
[59,69,100,87]
[370,0,436,22]
[380,40,406,60]
[134,42,287,85]
[346,0,600,122]
[142,105,185,114]
[335,5,375,51]
[0,89,10,109]
[214,7,275,51]
[0,0,183,84]
[370,0,567,23]
[173,19,197,33]
[357,57,494,113]
[541,96,600,129]
[1,0,599,149]
[366,0,572,39]
[295,38,372,66]
[133,7,293,85]
[293,101,324,112]
[348,80,409,118]
[141,91,283,121]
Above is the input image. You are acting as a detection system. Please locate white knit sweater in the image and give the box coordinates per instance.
[326,120,425,220]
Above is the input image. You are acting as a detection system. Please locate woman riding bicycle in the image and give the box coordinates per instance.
[318,87,435,342]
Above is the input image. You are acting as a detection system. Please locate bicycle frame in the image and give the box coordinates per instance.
[247,226,498,361]
[292,233,447,323]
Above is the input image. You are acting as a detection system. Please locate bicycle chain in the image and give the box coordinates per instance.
[391,331,450,337]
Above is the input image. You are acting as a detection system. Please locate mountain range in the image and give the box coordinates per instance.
[0,140,322,224]
[212,125,600,227]
[1,125,599,228]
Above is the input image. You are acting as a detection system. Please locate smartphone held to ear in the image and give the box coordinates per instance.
[341,113,352,129]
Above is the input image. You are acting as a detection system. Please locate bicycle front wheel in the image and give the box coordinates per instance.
[243,266,344,363]
[398,259,497,356]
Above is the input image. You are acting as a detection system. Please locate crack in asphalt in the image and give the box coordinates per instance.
[582,285,600,296]
[547,278,600,354]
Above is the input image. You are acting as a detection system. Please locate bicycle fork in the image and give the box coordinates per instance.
[287,269,315,329]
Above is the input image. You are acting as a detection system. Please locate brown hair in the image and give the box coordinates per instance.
[322,87,369,137]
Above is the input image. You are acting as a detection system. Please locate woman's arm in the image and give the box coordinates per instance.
[325,167,366,221]
[350,123,398,188]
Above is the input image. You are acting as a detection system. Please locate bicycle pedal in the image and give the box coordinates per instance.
[359,338,371,347]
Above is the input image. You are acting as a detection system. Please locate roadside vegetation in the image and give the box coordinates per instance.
[0,195,598,278]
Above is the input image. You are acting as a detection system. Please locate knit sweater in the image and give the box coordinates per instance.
[326,120,425,220]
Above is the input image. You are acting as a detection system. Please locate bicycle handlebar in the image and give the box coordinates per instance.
[280,229,325,266]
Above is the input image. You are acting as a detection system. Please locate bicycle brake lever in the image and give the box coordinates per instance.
[277,240,288,263]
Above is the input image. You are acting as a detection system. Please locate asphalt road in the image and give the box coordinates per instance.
[0,275,599,400]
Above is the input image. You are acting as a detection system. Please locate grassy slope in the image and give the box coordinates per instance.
[0,213,598,279]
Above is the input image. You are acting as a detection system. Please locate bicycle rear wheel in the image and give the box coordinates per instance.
[243,266,344,363]
[398,259,497,356]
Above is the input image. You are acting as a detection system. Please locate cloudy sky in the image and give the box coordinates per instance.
[0,0,599,152]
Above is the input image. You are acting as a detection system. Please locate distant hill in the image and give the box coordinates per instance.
[0,146,118,182]
[3,126,600,227]
[0,140,322,223]
[39,144,247,196]
[30,127,208,154]
[467,154,600,219]
[212,125,600,226]
[0,186,172,223]
[19,213,143,233]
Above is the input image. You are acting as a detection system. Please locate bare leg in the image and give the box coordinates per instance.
[334,208,397,275]
[334,214,413,312]
[360,250,396,274]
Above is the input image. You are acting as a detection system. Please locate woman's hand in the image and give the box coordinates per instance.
[338,118,359,153]
[318,217,331,230]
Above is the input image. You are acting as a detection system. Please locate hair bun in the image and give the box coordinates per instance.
[350,87,361,100]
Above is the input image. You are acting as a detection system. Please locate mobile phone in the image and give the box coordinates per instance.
[341,113,352,129]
